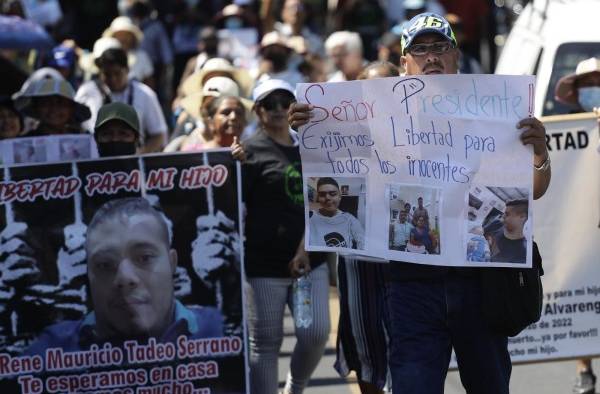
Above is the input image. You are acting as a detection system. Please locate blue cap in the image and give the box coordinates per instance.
[48,45,76,69]
[401,13,457,55]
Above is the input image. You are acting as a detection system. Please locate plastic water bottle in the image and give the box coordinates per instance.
[294,274,313,328]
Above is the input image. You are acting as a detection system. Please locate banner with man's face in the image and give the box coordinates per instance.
[0,151,247,394]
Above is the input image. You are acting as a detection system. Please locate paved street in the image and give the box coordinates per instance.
[277,289,600,393]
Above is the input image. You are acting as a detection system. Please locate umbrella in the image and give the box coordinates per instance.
[0,15,54,50]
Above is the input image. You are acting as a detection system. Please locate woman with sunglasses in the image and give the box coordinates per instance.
[242,79,330,394]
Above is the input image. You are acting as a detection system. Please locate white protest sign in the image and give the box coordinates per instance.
[298,74,535,268]
[506,113,600,363]
[0,134,98,166]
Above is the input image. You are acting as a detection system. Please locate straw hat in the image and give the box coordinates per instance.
[555,57,600,105]
[103,16,144,44]
[13,77,91,123]
[180,76,253,119]
[180,57,253,97]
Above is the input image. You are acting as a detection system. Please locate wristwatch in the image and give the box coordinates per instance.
[534,155,551,171]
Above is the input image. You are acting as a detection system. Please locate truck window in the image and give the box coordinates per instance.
[543,42,600,115]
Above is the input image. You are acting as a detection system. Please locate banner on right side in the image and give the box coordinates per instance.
[509,112,600,363]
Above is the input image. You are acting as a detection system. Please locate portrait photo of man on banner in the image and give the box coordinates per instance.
[306,176,366,250]
[0,151,247,394]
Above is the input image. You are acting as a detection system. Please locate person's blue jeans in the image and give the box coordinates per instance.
[385,271,511,394]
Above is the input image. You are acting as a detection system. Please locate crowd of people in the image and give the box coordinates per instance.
[3,0,599,393]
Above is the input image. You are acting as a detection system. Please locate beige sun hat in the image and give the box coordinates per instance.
[103,16,144,44]
[78,37,122,76]
[259,31,292,53]
[180,57,253,97]
[555,57,600,105]
[13,77,91,123]
[180,76,254,119]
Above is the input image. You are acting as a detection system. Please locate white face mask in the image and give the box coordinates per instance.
[577,86,600,112]
[224,17,244,29]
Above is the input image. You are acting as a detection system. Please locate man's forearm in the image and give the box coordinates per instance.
[533,152,551,199]
[140,134,166,153]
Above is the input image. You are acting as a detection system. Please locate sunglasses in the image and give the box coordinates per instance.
[261,94,295,111]
[407,41,453,56]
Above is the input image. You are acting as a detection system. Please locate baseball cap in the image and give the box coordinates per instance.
[401,12,457,54]
[95,102,140,135]
[179,76,253,119]
[252,79,295,103]
[48,45,76,69]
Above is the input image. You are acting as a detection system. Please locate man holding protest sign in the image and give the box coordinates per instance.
[289,12,551,394]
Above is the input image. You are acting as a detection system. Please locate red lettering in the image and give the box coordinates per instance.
[112,172,128,192]
[179,168,194,189]
[147,168,177,190]
[98,173,112,193]
[211,165,228,186]
[85,173,102,195]
[4,181,16,202]
[125,170,140,191]
[49,177,66,197]
[15,180,28,200]
[64,177,80,197]
[29,180,45,200]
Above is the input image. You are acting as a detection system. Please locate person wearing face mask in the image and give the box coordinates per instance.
[555,56,600,394]
[274,0,323,56]
[93,102,140,157]
[255,31,306,88]
[556,57,600,114]
[214,3,259,32]
[76,48,168,153]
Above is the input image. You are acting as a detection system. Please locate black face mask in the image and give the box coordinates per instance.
[97,141,137,157]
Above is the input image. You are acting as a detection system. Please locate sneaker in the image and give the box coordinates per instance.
[573,370,597,394]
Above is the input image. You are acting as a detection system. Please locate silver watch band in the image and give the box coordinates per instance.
[534,155,551,171]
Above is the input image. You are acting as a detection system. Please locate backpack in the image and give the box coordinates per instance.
[481,241,544,337]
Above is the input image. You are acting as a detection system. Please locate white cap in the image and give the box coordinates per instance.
[93,37,122,59]
[252,79,295,102]
[202,76,240,97]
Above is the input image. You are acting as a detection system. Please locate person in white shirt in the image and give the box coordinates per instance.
[75,47,167,153]
[309,177,365,249]
[391,210,413,251]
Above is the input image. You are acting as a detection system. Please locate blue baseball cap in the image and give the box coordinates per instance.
[48,45,76,69]
[401,12,457,55]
